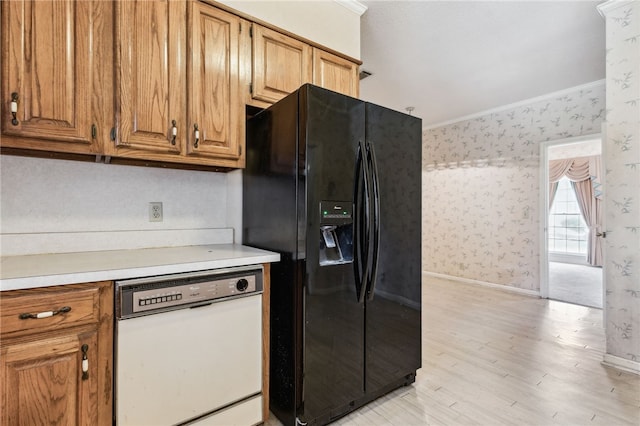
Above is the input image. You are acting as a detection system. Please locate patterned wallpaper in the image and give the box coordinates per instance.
[422,82,605,291]
[600,0,640,365]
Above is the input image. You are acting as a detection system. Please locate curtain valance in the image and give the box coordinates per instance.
[549,157,591,182]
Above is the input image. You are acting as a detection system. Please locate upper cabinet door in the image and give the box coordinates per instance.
[115,0,187,158]
[252,25,312,104]
[313,49,359,98]
[187,3,242,161]
[1,0,110,153]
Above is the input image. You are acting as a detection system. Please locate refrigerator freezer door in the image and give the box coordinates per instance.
[299,85,367,424]
[364,103,422,394]
[244,91,303,426]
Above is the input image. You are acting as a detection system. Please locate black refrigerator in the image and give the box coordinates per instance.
[243,84,421,426]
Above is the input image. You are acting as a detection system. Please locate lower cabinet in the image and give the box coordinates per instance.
[0,281,113,425]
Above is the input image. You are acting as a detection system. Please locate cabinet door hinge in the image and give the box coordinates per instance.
[249,25,253,38]
[110,127,116,142]
[249,82,253,95]
[239,23,242,34]
[91,124,97,139]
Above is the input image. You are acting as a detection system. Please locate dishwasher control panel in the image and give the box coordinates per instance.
[116,266,263,319]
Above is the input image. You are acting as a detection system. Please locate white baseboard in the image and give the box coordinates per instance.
[602,354,640,375]
[423,271,540,297]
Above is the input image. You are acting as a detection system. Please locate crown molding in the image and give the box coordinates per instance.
[423,79,606,131]
[334,0,368,16]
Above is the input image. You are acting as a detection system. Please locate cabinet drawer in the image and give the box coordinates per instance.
[1,284,100,338]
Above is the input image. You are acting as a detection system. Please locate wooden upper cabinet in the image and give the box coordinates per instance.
[114,0,186,159]
[113,0,243,168]
[187,3,243,163]
[313,48,359,98]
[1,0,112,154]
[1,0,355,170]
[251,25,312,104]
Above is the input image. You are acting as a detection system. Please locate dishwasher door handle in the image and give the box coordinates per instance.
[190,302,213,309]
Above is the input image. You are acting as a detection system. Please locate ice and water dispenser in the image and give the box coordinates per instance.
[319,201,353,266]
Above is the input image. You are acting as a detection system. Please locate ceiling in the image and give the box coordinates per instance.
[358,0,605,127]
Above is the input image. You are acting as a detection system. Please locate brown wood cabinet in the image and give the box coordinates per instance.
[113,0,186,160]
[313,48,359,98]
[249,24,360,105]
[112,0,244,168]
[187,2,244,162]
[1,0,113,155]
[0,281,113,426]
[1,0,358,170]
[250,25,313,104]
[261,263,271,422]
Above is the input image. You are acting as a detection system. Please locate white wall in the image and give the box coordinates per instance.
[219,0,363,59]
[0,157,227,234]
[0,156,235,254]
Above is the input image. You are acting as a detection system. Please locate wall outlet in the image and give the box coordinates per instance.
[149,202,163,222]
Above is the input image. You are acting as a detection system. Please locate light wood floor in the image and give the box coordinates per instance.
[267,274,640,425]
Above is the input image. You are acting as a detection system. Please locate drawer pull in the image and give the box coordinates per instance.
[81,344,89,380]
[19,306,72,320]
[171,119,177,145]
[10,92,19,125]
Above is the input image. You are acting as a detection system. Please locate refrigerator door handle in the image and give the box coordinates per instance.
[365,141,381,301]
[353,141,370,303]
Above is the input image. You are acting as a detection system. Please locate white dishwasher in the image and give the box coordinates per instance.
[115,266,263,426]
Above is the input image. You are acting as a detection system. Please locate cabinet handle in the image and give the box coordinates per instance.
[171,120,177,145]
[81,344,89,380]
[19,306,71,320]
[10,92,19,125]
[194,123,199,148]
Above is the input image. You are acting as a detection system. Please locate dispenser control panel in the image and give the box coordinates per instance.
[320,201,352,224]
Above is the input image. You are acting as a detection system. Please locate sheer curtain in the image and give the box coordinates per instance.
[548,155,603,266]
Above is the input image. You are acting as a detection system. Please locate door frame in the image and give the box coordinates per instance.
[538,133,602,299]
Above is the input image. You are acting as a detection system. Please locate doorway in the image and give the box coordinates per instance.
[539,135,604,308]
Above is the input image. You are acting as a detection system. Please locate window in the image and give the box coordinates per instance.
[549,176,588,255]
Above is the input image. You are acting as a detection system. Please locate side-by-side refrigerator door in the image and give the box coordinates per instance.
[298,85,366,424]
[364,103,422,394]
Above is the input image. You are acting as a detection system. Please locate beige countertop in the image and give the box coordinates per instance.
[0,244,280,291]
